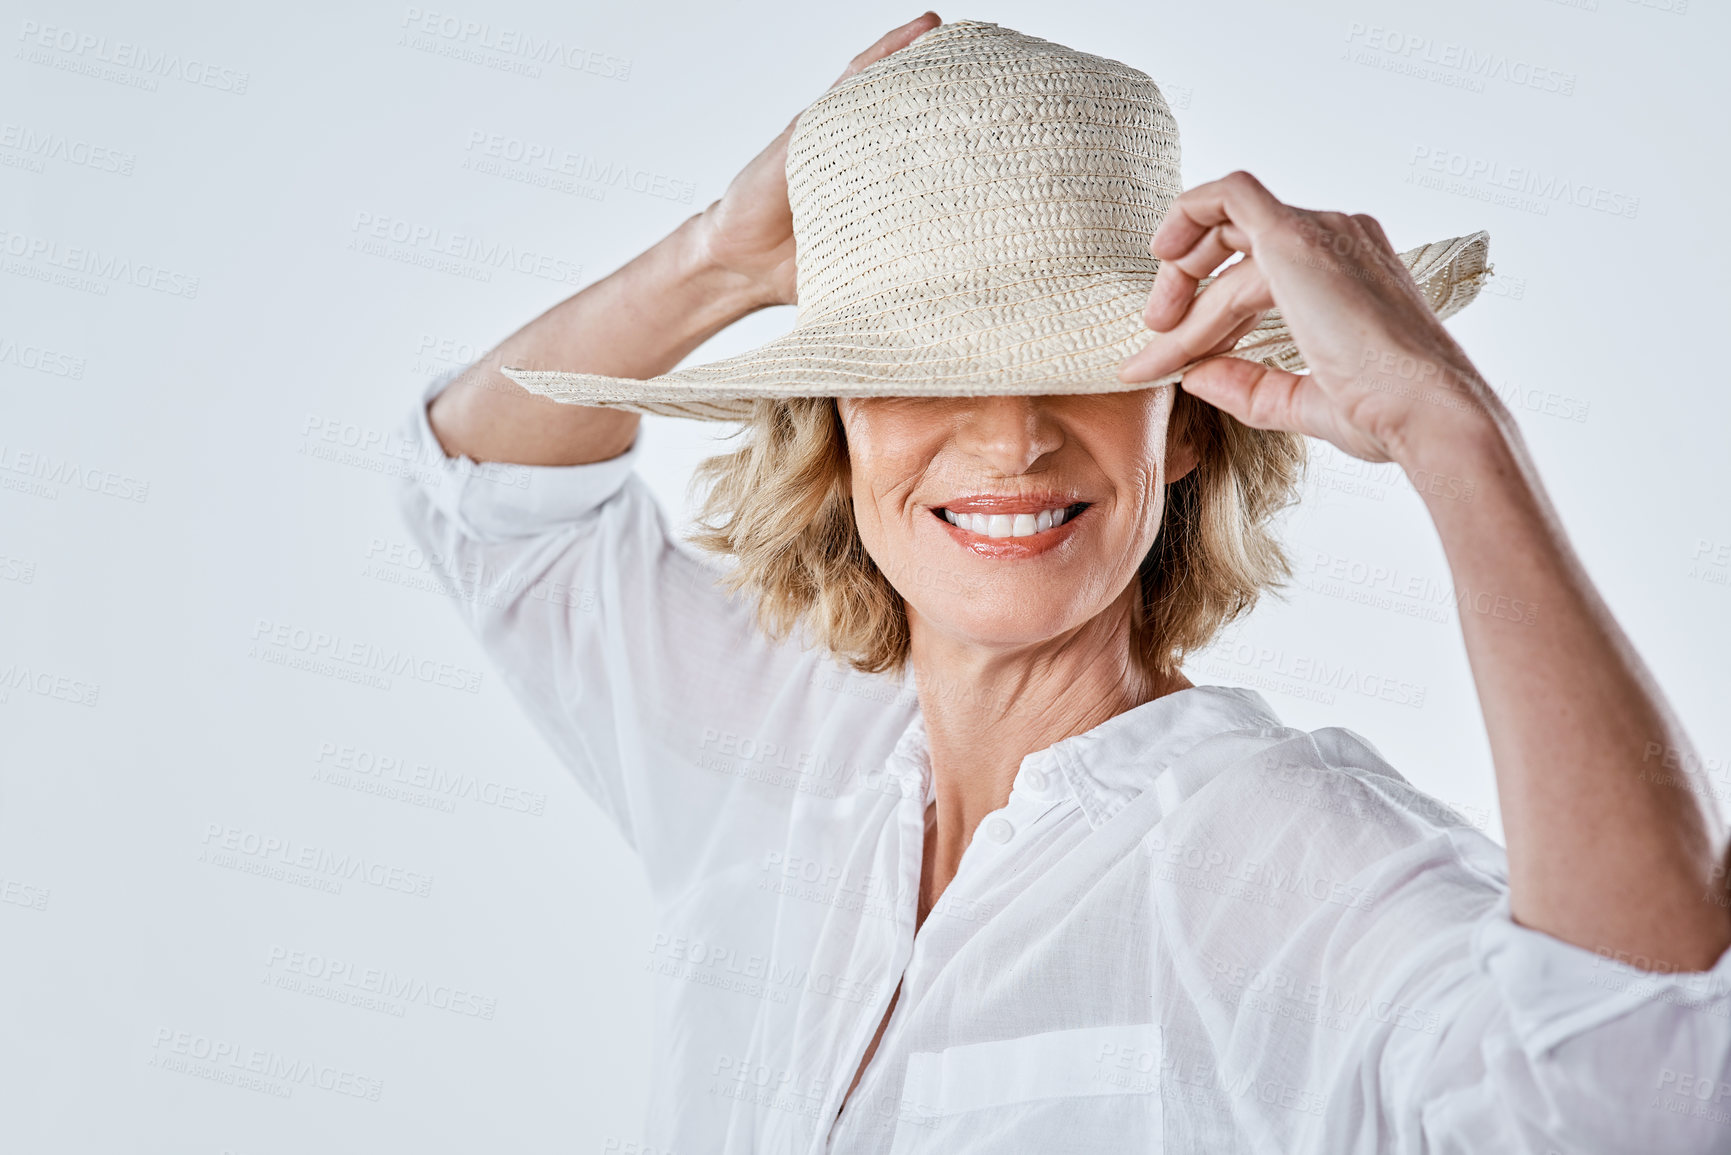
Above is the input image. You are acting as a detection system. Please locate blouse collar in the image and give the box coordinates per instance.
[880,683,1291,827]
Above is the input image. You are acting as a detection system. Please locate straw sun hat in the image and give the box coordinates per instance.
[503,19,1493,422]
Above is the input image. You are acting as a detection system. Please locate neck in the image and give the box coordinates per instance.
[905,586,1192,911]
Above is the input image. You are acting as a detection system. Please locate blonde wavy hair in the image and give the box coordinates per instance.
[686,390,1306,681]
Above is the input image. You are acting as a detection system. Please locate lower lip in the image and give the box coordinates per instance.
[931,507,1088,559]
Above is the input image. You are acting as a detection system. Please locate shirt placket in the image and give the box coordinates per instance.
[827,750,1072,1150]
[921,760,1068,939]
[815,748,930,1153]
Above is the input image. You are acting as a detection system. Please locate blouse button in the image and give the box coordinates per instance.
[983,816,1014,844]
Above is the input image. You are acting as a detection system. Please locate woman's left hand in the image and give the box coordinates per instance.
[1116,170,1501,469]
[1122,176,1731,974]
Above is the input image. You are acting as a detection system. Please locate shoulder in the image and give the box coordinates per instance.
[1148,708,1510,926]
[1172,702,1487,842]
[1233,724,1491,841]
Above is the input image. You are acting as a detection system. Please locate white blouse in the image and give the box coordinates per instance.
[396,368,1731,1154]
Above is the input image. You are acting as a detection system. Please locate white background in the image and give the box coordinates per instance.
[2,0,1725,1150]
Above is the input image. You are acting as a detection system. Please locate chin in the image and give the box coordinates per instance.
[909,588,1102,653]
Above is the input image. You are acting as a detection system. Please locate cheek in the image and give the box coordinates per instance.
[846,483,958,608]
[1132,470,1167,538]
[851,498,896,571]
[844,440,931,564]
[854,493,932,603]
[846,458,891,546]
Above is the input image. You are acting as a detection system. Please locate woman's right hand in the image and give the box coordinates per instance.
[693,13,941,308]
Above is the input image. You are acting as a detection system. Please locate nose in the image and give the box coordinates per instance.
[950,395,1064,477]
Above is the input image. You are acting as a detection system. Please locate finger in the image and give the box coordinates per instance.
[1132,309,1268,383]
[1144,225,1252,331]
[1197,309,1268,359]
[1149,171,1290,265]
[1347,213,1431,305]
[1149,221,1251,277]
[783,14,941,137]
[832,12,941,88]
[1119,257,1275,383]
[1351,213,1392,253]
[1178,356,1320,436]
[1143,172,1284,333]
[1155,304,1268,367]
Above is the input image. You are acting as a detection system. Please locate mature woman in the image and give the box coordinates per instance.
[398,15,1731,1154]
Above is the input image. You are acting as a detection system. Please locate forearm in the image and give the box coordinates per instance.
[427,210,773,466]
[1404,397,1731,970]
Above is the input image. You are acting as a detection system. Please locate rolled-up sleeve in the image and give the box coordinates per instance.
[392,367,821,893]
[399,367,645,546]
[1295,734,1731,1153]
[1172,737,1731,1154]
[1425,894,1731,1154]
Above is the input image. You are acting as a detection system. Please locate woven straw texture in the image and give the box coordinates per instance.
[503,20,1493,422]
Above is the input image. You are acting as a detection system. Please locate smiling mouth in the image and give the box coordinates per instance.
[932,502,1091,539]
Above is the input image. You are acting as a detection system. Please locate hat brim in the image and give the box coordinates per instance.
[502,231,1491,422]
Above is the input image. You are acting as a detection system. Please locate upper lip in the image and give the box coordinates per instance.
[935,493,1088,514]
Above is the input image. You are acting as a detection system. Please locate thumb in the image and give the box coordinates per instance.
[1179,355,1318,435]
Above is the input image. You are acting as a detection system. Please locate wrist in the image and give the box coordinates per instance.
[1390,386,1532,517]
[674,210,781,317]
[1380,358,1516,476]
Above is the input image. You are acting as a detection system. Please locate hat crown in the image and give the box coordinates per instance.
[785,20,1182,324]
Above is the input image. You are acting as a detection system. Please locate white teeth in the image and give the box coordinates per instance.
[942,506,1076,538]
